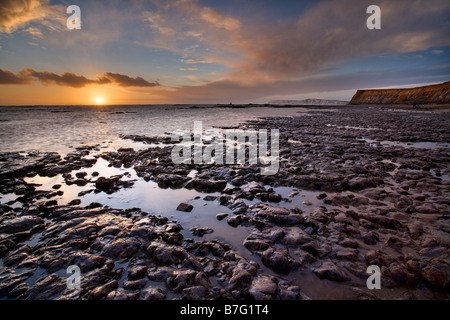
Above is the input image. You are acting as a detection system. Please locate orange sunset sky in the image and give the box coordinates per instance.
[1,0,449,105]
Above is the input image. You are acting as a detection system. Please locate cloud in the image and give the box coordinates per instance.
[0,69,31,84]
[0,0,64,34]
[181,58,213,64]
[228,0,450,79]
[97,72,160,87]
[199,7,241,31]
[25,27,43,39]
[24,69,95,87]
[0,68,159,88]
[179,67,198,71]
[145,0,450,83]
[141,0,243,65]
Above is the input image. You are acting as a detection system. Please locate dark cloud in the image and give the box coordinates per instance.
[0,69,30,84]
[0,68,159,88]
[98,72,160,87]
[24,69,95,88]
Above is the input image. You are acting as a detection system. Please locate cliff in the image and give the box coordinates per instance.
[349,81,450,105]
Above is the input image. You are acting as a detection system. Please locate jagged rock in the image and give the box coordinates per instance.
[141,287,167,300]
[249,276,277,300]
[0,216,44,234]
[176,203,193,212]
[100,238,140,260]
[312,261,350,282]
[261,248,295,272]
[185,179,227,192]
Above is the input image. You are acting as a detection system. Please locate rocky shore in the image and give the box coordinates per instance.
[0,106,449,300]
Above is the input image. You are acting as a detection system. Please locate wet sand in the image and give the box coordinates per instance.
[0,105,449,300]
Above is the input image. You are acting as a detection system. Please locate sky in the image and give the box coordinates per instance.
[0,0,449,105]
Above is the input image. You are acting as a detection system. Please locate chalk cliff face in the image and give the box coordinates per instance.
[349,81,450,105]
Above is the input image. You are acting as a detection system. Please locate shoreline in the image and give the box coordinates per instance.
[0,106,449,300]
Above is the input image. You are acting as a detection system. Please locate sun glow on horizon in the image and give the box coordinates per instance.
[95,96,105,105]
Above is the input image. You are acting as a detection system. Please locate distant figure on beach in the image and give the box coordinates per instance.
[413,103,420,109]
[230,102,233,105]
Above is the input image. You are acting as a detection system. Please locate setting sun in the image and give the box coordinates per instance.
[95,96,104,105]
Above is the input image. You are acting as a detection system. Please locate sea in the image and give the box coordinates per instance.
[0,104,309,155]
[0,104,322,266]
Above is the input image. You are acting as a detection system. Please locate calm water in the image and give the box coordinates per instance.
[0,105,308,155]
[0,104,334,295]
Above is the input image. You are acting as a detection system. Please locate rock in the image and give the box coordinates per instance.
[95,177,115,191]
[267,193,282,202]
[317,193,327,200]
[7,281,28,299]
[278,280,303,300]
[86,202,103,209]
[312,261,350,282]
[73,179,88,186]
[89,280,119,300]
[261,248,295,272]
[68,253,107,272]
[147,267,174,281]
[0,277,27,299]
[170,270,197,292]
[182,285,208,299]
[129,226,155,239]
[249,276,277,300]
[438,224,450,234]
[301,241,321,257]
[26,274,66,299]
[128,265,148,280]
[68,199,82,206]
[421,237,438,248]
[226,215,247,227]
[408,223,423,239]
[185,179,227,192]
[365,250,379,264]
[228,200,248,214]
[243,238,270,251]
[283,228,312,246]
[347,176,380,191]
[362,231,379,245]
[216,213,228,220]
[157,174,190,189]
[3,245,30,267]
[176,202,193,212]
[141,287,167,300]
[190,226,214,237]
[123,279,147,290]
[0,216,44,234]
[388,263,410,283]
[229,268,252,285]
[146,241,186,265]
[100,238,140,260]
[340,239,359,248]
[105,290,140,300]
[421,264,449,289]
